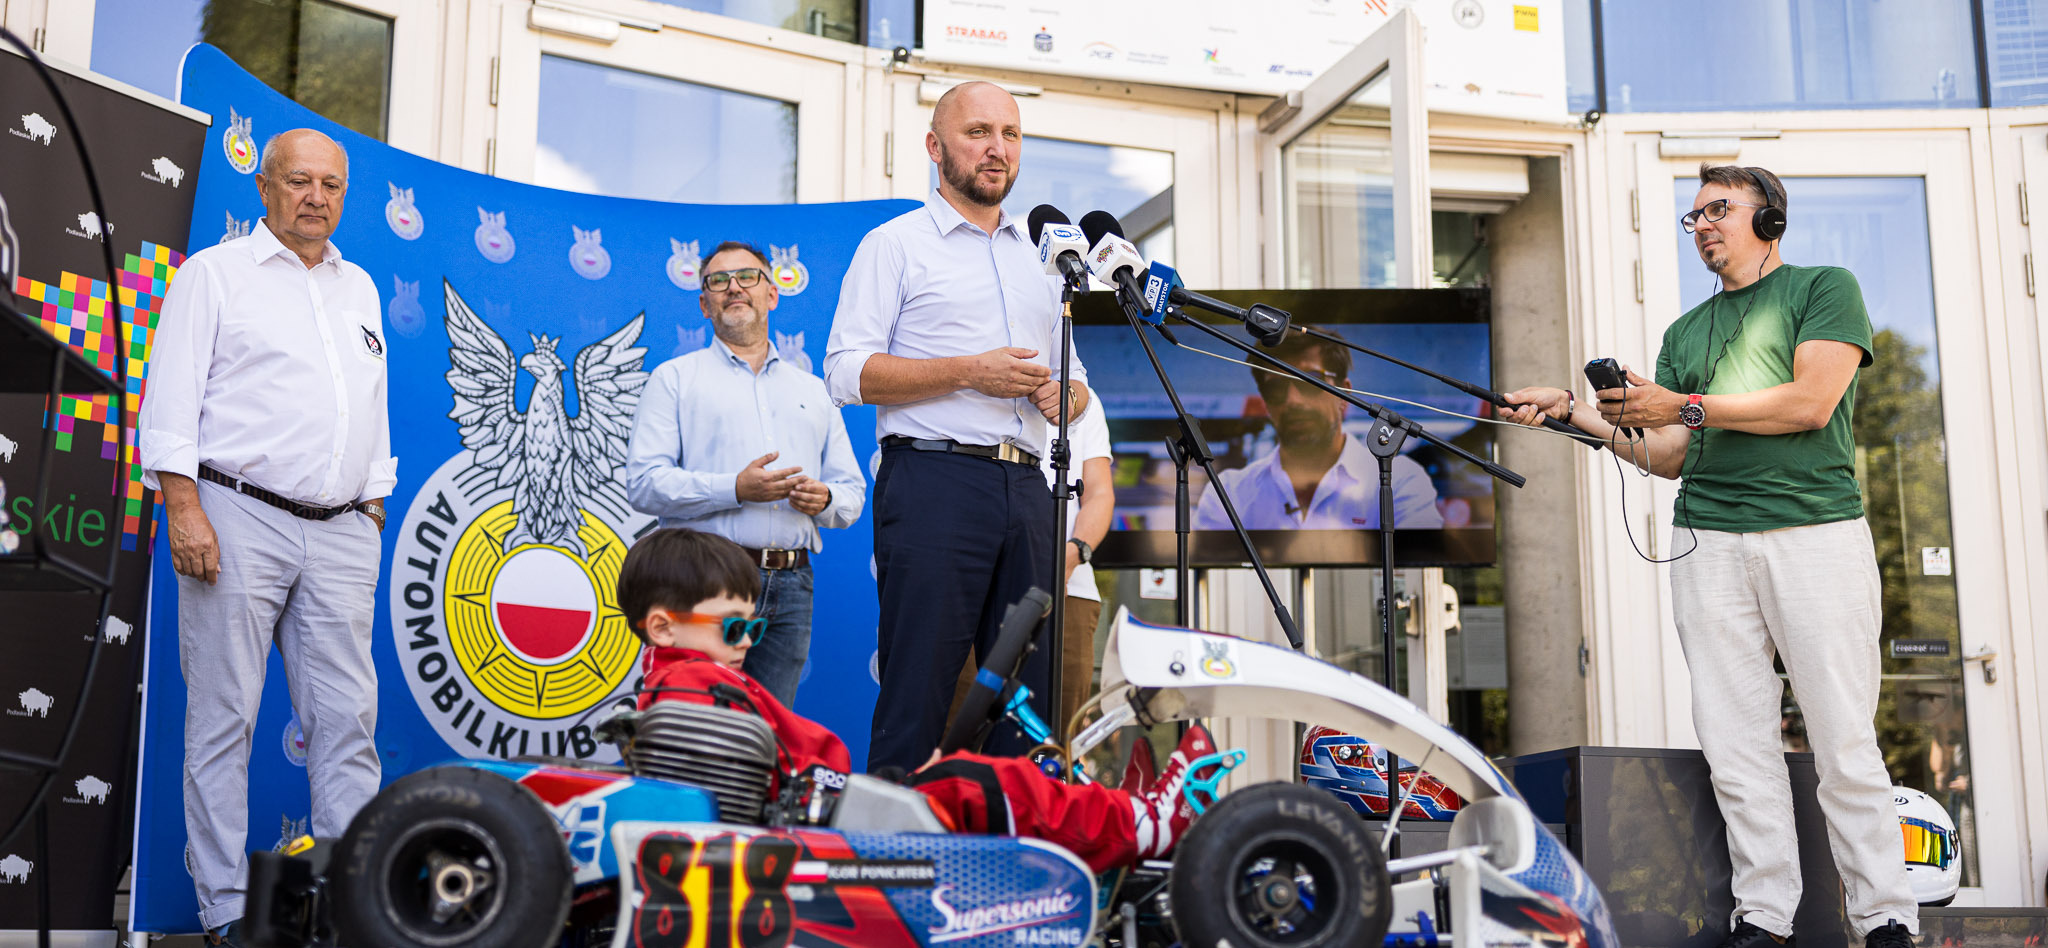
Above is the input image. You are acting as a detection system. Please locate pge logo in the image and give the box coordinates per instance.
[390,279,651,762]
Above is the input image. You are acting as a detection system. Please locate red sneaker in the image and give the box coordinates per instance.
[1132,723,1220,858]
[1119,735,1157,793]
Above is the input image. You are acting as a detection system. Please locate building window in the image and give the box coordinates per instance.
[1592,0,1980,112]
[536,56,796,204]
[646,0,857,43]
[929,136,1175,262]
[90,0,393,140]
[1989,0,2048,105]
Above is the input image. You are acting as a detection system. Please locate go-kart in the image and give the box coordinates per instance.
[244,591,1616,948]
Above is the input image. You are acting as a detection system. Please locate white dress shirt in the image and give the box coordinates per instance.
[624,338,865,552]
[1043,407,1111,602]
[824,190,1087,456]
[140,220,395,506]
[1194,436,1443,531]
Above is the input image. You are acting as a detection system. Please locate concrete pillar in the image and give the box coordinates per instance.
[1490,156,1590,754]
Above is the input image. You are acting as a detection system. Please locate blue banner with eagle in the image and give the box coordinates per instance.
[130,45,913,932]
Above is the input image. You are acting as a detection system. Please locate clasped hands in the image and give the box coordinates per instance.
[966,347,1090,422]
[737,452,832,515]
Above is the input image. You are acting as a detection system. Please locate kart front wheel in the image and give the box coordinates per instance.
[1168,781,1392,948]
[329,766,573,948]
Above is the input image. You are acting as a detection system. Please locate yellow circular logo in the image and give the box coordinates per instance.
[443,500,637,719]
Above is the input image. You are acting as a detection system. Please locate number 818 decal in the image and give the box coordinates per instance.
[633,831,799,948]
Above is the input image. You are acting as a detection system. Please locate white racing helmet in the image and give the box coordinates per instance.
[1894,786,1961,906]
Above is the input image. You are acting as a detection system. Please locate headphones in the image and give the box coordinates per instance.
[1744,167,1787,241]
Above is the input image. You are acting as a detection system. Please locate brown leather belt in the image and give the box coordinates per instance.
[198,464,360,521]
[741,546,808,570]
[881,435,1040,468]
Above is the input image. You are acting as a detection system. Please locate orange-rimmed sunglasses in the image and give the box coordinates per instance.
[673,612,768,646]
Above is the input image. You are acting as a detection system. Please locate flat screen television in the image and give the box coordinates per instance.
[1071,287,1498,568]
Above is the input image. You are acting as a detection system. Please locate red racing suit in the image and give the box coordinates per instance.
[638,647,1142,871]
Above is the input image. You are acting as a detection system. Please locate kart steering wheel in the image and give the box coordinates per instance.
[937,587,1053,757]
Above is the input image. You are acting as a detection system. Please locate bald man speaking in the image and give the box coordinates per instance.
[139,128,392,946]
[826,82,1090,771]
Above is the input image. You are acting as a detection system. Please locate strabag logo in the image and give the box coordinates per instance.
[945,24,1008,43]
[391,279,651,762]
[929,886,1081,943]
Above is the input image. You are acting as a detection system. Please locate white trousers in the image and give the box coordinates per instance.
[179,480,382,930]
[1671,517,1918,938]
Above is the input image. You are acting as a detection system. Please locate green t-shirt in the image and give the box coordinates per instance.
[1653,264,1873,533]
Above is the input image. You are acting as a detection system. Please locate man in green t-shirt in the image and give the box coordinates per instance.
[1502,165,1916,948]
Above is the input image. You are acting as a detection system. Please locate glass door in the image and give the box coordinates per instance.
[887,79,1224,282]
[1255,8,1451,722]
[1635,132,2027,904]
[492,0,858,202]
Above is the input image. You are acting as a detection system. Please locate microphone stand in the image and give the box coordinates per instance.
[1290,324,1609,450]
[1044,281,1078,740]
[1150,294,1525,689]
[1109,280,1303,649]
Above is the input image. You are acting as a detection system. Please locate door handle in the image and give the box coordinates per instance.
[1963,645,1997,684]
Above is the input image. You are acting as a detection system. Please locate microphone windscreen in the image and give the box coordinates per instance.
[1028,204,1068,245]
[1078,210,1124,246]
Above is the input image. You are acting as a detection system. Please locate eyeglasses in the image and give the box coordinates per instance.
[1254,367,1346,399]
[673,612,769,646]
[1680,200,1767,234]
[702,268,766,292]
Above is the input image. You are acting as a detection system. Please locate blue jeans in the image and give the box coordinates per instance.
[741,564,813,707]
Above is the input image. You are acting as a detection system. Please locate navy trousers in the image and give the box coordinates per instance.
[868,447,1055,772]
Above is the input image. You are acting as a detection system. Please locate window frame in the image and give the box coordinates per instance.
[51,0,436,151]
[491,0,867,201]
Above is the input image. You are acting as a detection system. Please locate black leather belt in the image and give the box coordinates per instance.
[881,435,1040,468]
[198,464,360,521]
[740,546,808,570]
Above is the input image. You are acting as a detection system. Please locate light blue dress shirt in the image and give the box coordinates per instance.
[1194,436,1444,530]
[824,190,1087,455]
[624,338,865,552]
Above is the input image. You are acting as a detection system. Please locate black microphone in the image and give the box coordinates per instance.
[1029,204,1091,291]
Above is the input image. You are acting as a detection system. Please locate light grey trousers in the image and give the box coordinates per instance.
[1671,517,1919,938]
[179,479,382,930]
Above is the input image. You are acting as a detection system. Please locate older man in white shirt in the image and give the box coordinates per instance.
[825,80,1090,771]
[138,128,392,947]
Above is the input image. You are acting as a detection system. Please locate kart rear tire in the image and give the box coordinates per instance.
[330,766,573,948]
[1168,781,1392,948]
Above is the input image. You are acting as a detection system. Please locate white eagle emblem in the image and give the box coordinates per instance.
[443,280,648,556]
[769,243,810,296]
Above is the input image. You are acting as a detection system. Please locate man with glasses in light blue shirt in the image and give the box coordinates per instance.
[625,241,866,706]
[825,80,1090,772]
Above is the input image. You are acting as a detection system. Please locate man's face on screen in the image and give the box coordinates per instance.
[1257,350,1347,450]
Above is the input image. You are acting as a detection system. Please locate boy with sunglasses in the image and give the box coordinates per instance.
[620,527,1219,873]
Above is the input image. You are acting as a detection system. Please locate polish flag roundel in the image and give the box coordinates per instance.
[491,547,597,666]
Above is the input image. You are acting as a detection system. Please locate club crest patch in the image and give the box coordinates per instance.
[389,279,652,761]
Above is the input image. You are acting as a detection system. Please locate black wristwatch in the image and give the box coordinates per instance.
[1067,537,1093,565]
[1680,393,1707,431]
